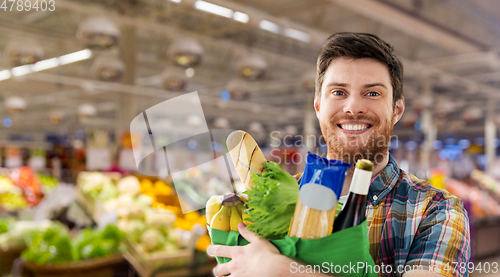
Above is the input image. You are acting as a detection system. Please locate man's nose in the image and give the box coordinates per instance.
[342,95,368,115]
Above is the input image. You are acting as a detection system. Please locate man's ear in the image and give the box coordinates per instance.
[393,96,405,125]
[314,94,320,118]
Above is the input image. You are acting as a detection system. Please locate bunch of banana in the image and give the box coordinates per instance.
[206,193,252,232]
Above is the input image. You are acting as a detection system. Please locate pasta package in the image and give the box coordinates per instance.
[288,152,350,239]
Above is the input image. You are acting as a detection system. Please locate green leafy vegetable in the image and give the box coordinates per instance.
[99,224,124,253]
[22,223,74,265]
[244,161,299,240]
[23,224,124,265]
[0,218,13,234]
[37,174,58,189]
[73,225,124,260]
[73,229,93,261]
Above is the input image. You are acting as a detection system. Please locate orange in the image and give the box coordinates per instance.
[195,234,212,252]
[185,211,199,221]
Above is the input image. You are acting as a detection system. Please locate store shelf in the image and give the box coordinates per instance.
[124,251,215,277]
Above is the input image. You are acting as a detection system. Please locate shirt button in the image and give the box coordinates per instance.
[373,195,378,201]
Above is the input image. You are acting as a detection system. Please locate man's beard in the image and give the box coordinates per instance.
[320,114,394,167]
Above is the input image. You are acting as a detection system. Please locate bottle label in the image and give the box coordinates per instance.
[350,169,372,195]
[299,183,337,211]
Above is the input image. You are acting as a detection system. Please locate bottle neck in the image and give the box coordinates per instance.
[349,168,372,195]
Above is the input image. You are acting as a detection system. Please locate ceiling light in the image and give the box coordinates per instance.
[5,96,27,113]
[226,78,251,100]
[32,58,60,72]
[78,103,97,119]
[283,28,311,43]
[167,0,181,3]
[238,54,267,80]
[5,38,44,66]
[168,38,203,67]
[259,20,281,34]
[11,65,32,76]
[0,70,11,81]
[233,11,249,23]
[213,117,230,129]
[185,68,194,78]
[194,1,233,18]
[92,56,125,82]
[162,68,187,91]
[59,49,92,65]
[77,17,120,49]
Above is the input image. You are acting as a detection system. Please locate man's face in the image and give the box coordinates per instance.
[314,57,404,165]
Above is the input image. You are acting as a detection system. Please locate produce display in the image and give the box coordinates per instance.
[117,205,181,255]
[0,218,55,251]
[139,178,181,216]
[10,167,44,206]
[78,172,208,255]
[0,168,59,211]
[0,218,12,235]
[0,176,28,210]
[79,172,119,203]
[446,178,500,217]
[171,168,232,210]
[0,167,213,277]
[22,223,124,265]
[36,174,59,191]
[470,169,500,197]
[129,177,210,251]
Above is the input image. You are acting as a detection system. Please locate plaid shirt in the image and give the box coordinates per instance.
[366,155,471,276]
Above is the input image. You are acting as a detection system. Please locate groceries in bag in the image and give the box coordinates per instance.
[333,159,373,232]
[288,153,350,239]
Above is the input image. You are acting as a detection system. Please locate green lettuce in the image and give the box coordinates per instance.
[23,224,124,265]
[73,225,124,260]
[22,224,74,265]
[244,161,299,240]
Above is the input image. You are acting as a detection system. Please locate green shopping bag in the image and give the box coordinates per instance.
[209,220,378,277]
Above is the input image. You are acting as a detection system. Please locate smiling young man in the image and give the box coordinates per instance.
[207,32,471,277]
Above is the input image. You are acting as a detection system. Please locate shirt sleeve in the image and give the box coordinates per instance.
[405,196,471,277]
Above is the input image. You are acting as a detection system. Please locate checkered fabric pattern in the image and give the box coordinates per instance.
[366,155,470,276]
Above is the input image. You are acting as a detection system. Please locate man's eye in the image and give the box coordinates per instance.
[367,92,379,97]
[332,90,345,96]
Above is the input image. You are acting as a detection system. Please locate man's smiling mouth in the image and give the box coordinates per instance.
[337,123,373,131]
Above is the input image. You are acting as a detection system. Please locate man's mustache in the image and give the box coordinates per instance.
[329,115,380,125]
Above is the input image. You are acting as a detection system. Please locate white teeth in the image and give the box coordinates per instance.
[340,124,369,131]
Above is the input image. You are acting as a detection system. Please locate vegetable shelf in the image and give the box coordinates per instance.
[0,248,24,276]
[124,224,204,277]
[22,253,124,277]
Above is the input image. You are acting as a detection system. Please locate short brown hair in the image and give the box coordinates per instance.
[316,32,403,107]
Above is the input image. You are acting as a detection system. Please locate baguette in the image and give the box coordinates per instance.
[226,130,267,190]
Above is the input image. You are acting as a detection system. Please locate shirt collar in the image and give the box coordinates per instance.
[367,154,400,206]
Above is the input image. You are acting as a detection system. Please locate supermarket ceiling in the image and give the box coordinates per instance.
[0,0,500,137]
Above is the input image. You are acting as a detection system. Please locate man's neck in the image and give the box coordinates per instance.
[329,152,390,196]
